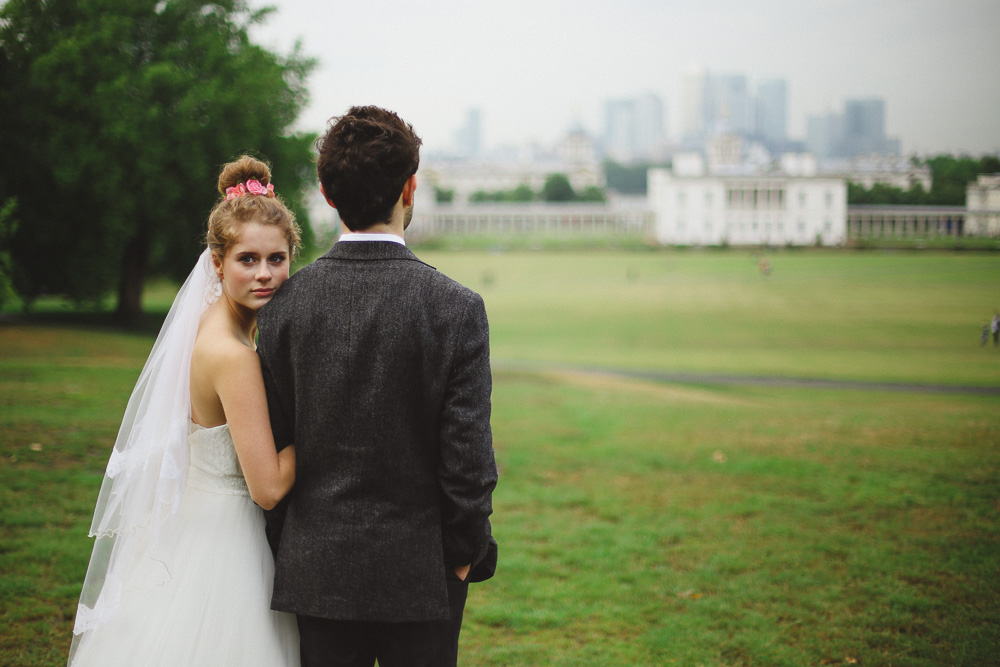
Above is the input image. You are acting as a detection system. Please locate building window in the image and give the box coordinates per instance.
[825,192,833,208]
[678,191,686,207]
[706,192,714,206]
[799,192,807,208]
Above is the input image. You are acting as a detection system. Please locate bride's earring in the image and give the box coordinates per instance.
[209,257,225,301]
[206,276,223,302]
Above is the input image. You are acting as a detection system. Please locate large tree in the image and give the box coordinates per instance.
[0,0,316,322]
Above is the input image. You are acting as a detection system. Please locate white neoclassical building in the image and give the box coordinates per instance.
[648,154,847,246]
[965,173,1000,237]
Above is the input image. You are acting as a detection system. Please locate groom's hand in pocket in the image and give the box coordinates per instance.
[454,564,471,581]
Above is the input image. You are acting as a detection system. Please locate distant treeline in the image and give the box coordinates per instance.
[848,155,1000,206]
[442,174,606,204]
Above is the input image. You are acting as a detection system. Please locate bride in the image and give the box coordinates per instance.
[68,156,302,666]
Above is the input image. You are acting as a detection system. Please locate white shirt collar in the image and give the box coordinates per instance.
[337,233,405,246]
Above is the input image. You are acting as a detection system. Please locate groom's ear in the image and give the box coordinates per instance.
[320,184,337,210]
[401,174,417,207]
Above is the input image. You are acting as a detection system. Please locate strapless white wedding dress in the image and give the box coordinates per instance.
[69,423,300,667]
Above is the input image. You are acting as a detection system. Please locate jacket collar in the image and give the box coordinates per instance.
[319,240,433,268]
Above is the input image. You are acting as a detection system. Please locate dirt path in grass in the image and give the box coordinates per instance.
[495,361,1000,396]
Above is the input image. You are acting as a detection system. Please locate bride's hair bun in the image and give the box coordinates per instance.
[217,155,272,195]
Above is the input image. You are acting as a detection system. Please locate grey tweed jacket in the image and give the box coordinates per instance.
[256,240,497,623]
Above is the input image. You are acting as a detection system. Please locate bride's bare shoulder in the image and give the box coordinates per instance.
[192,311,256,372]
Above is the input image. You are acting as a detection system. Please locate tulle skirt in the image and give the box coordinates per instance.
[69,480,300,667]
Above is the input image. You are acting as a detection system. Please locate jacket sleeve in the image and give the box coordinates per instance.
[437,293,498,577]
[256,309,294,557]
[259,350,294,453]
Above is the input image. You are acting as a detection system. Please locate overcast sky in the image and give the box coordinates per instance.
[248,0,1000,156]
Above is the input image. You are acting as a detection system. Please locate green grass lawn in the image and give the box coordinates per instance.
[2,248,999,666]
[467,371,999,666]
[420,248,1000,387]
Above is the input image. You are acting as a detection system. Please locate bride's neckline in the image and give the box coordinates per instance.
[190,420,229,431]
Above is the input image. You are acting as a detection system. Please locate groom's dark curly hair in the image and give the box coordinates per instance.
[317,105,422,231]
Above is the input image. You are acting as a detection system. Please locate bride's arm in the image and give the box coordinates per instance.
[212,343,296,510]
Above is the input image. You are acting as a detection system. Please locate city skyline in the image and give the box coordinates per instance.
[249,0,1000,156]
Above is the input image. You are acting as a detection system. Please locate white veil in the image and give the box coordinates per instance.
[68,249,220,661]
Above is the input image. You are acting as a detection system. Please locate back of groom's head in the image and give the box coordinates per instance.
[317,106,423,232]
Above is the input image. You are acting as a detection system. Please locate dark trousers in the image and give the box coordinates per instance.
[297,576,469,667]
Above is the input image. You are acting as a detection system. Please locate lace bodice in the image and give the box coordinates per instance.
[187,423,249,496]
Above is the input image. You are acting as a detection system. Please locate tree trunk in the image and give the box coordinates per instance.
[115,234,149,326]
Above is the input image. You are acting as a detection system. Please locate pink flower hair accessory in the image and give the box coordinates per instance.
[224,179,276,201]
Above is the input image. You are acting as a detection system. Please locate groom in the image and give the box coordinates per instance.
[256,106,498,667]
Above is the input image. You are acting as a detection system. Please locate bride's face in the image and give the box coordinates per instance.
[214,222,290,312]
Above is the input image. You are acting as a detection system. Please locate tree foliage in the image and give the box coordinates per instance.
[603,160,669,195]
[0,199,18,310]
[540,174,575,202]
[924,155,1000,205]
[847,181,929,206]
[509,183,537,202]
[470,183,535,203]
[0,0,316,320]
[578,186,607,203]
[434,186,455,203]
